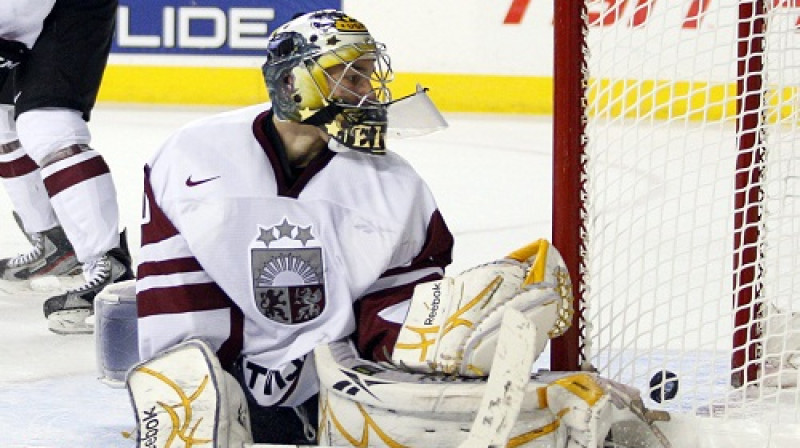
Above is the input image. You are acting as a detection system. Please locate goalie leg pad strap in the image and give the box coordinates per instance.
[127,339,253,448]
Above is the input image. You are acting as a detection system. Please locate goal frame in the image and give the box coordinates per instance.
[550,0,768,387]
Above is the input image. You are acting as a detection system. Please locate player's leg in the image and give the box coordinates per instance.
[0,109,79,281]
[0,38,78,280]
[11,0,132,332]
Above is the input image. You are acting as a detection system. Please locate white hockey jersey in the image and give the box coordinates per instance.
[136,104,453,408]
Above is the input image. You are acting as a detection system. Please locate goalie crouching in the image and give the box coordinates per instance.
[126,238,669,447]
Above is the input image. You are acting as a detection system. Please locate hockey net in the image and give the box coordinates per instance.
[552,0,800,426]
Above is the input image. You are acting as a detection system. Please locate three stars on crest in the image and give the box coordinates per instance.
[258,218,315,247]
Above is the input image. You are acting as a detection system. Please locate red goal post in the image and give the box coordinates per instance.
[552,0,800,422]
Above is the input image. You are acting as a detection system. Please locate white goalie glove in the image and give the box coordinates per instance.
[391,239,574,376]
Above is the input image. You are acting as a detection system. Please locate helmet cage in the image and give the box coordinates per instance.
[311,41,394,109]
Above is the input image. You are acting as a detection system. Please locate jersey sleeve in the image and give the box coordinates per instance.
[353,209,453,362]
[136,166,244,369]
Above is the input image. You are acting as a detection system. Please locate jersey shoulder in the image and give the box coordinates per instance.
[148,104,269,167]
[145,104,273,197]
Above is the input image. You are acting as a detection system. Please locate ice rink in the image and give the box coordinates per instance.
[0,104,554,447]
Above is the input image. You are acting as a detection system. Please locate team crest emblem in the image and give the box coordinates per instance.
[252,219,325,324]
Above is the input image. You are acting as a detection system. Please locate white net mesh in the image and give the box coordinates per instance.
[581,0,800,423]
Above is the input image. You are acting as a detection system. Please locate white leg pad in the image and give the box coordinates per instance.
[127,339,253,448]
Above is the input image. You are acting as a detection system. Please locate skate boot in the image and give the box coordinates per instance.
[0,224,81,281]
[44,231,134,335]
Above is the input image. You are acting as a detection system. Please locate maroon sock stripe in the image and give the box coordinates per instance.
[0,153,39,178]
[44,154,110,196]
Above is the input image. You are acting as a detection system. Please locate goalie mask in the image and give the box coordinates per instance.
[262,10,394,154]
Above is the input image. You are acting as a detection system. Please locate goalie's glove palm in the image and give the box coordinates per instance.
[392,239,573,376]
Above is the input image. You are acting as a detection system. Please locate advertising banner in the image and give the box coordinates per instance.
[114,0,341,55]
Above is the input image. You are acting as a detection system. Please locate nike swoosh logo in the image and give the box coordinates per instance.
[186,175,220,187]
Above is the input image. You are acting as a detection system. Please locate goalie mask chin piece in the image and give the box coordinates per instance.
[304,85,447,155]
[301,101,389,154]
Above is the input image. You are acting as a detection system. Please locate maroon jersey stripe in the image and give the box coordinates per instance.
[137,282,232,317]
[141,168,180,244]
[354,210,454,362]
[137,257,203,278]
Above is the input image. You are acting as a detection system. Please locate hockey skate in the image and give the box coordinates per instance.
[0,213,80,281]
[43,231,134,335]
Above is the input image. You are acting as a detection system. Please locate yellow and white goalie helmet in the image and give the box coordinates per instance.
[262,10,394,154]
